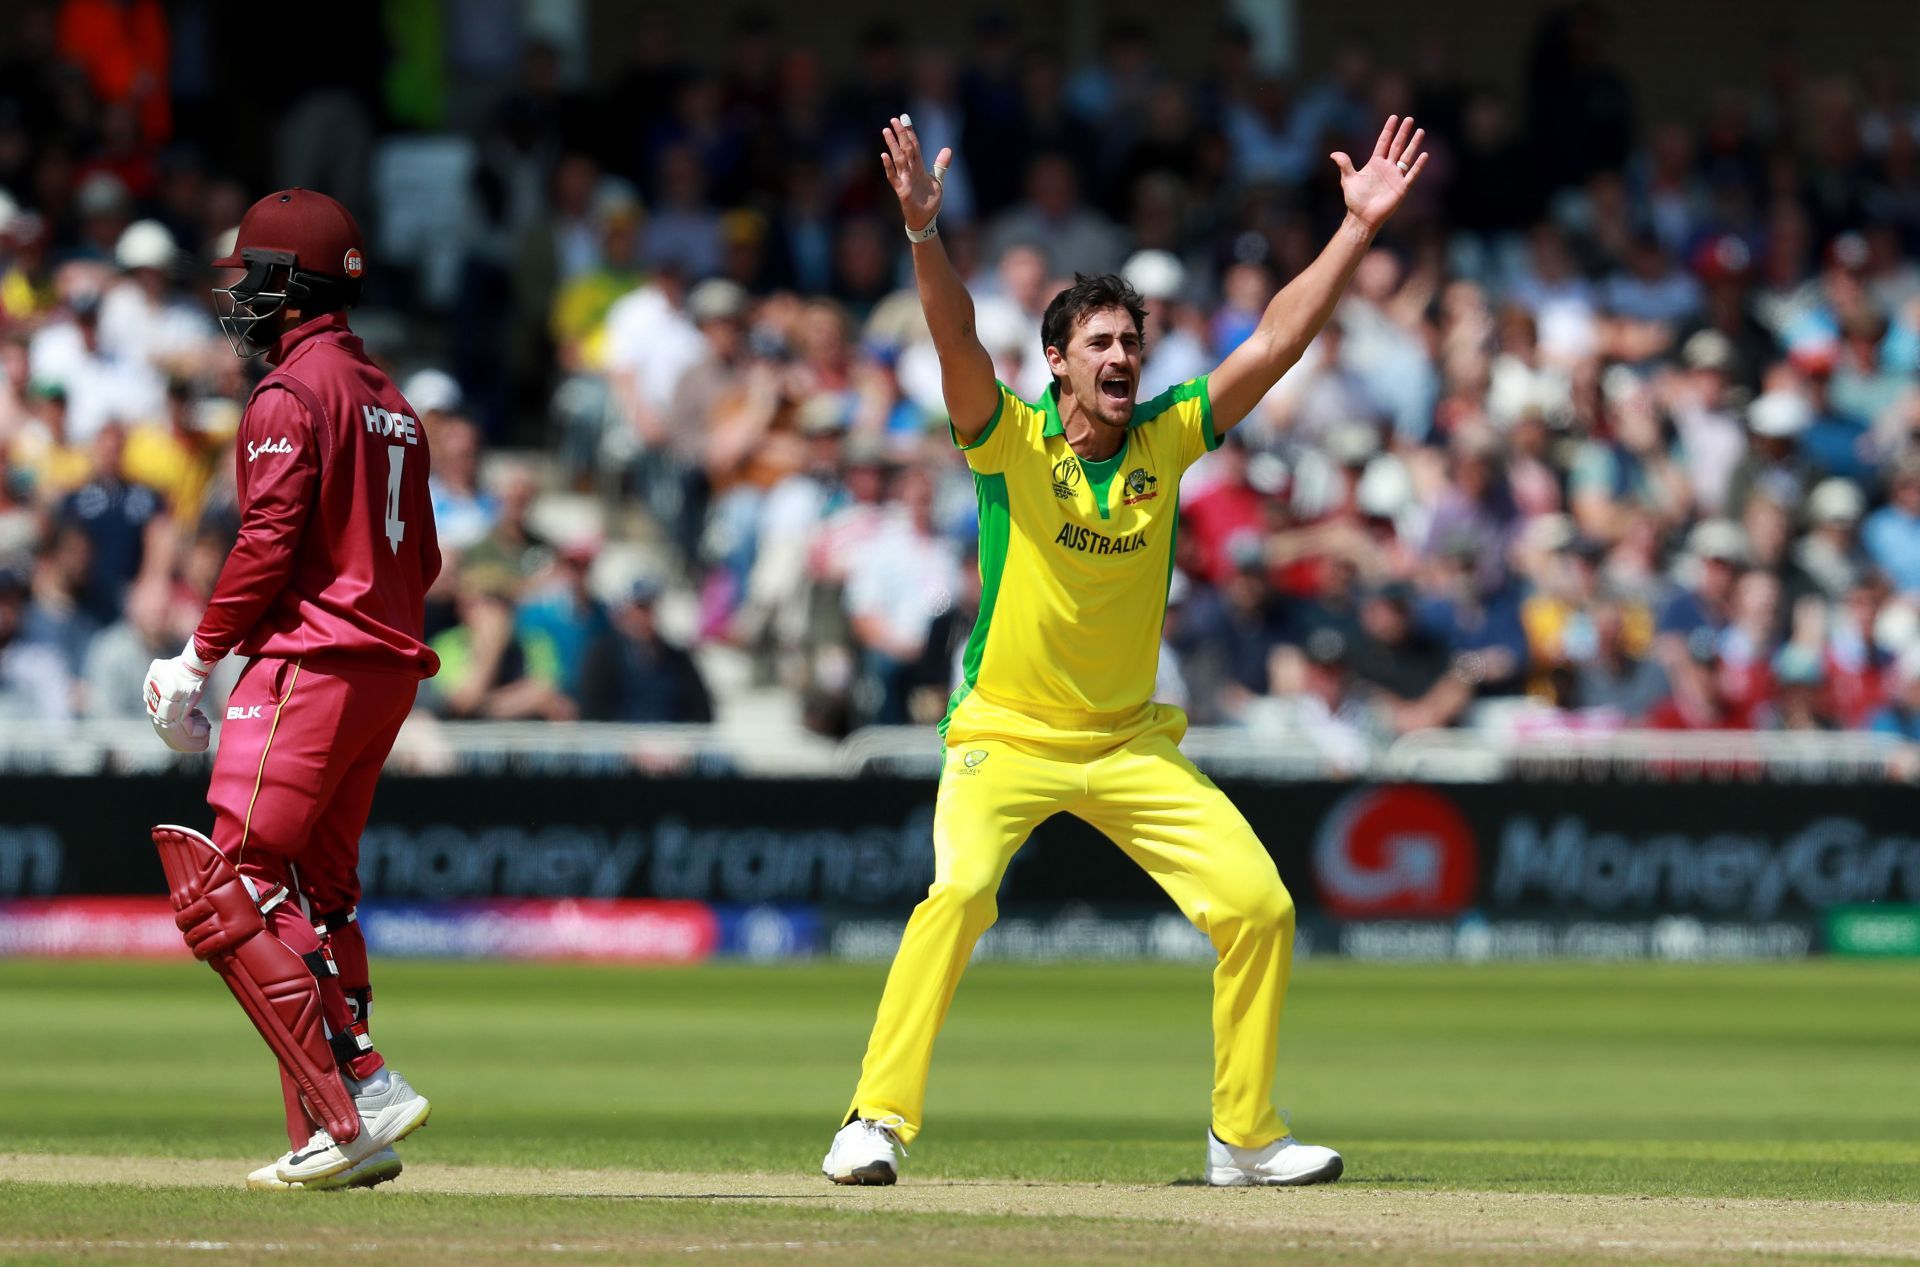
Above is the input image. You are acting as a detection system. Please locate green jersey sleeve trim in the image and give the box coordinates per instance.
[1198,375,1220,451]
[1128,376,1206,428]
[940,471,1011,739]
[949,382,1008,452]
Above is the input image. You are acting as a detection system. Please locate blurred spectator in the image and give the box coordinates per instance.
[1125,250,1209,397]
[1794,478,1871,601]
[1350,581,1473,733]
[461,465,555,581]
[1864,456,1920,595]
[643,144,723,279]
[98,220,208,369]
[0,566,71,721]
[1573,596,1668,719]
[58,422,167,624]
[1257,628,1375,774]
[1770,644,1834,731]
[984,153,1125,274]
[845,466,961,724]
[515,539,613,701]
[427,565,571,721]
[122,376,231,530]
[1821,570,1896,728]
[1415,537,1527,695]
[81,574,171,718]
[27,286,163,446]
[1870,648,1920,741]
[21,520,97,685]
[427,416,499,553]
[579,578,712,722]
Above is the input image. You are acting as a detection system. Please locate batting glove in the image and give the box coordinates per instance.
[145,641,215,753]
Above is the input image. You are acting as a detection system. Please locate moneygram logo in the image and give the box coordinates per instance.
[1313,786,1478,918]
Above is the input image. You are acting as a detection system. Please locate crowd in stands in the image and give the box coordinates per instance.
[6,2,1920,762]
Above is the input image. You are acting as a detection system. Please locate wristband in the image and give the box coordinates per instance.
[905,219,939,244]
[182,639,214,677]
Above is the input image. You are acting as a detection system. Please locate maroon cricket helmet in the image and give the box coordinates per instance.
[213,187,367,281]
[211,188,365,357]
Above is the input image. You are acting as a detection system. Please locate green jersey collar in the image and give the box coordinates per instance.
[1039,382,1066,437]
[1039,378,1196,438]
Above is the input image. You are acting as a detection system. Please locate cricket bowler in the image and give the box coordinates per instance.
[823,115,1428,1186]
[142,189,441,1190]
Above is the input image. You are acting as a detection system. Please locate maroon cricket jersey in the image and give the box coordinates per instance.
[193,312,441,677]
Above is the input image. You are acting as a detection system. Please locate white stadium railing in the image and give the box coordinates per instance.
[0,718,1912,782]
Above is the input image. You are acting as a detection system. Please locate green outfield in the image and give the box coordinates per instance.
[2,957,1917,1265]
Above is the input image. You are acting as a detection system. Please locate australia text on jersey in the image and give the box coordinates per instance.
[1053,522,1150,555]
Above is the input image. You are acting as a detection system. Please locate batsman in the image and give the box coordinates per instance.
[143,189,441,1190]
[824,115,1428,1186]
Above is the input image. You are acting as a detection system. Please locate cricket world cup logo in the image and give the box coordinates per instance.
[1313,786,1478,918]
[1051,458,1082,501]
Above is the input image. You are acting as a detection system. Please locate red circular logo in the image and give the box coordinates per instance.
[1313,786,1478,918]
[343,248,364,278]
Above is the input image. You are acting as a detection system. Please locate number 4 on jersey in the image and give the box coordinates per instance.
[384,444,406,553]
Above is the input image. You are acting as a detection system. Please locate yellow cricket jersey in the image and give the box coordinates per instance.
[943,376,1219,735]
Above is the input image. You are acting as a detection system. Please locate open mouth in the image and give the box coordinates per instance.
[1099,375,1132,404]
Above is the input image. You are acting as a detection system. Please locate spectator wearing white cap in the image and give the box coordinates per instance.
[1654,517,1746,724]
[1794,477,1871,601]
[98,220,213,370]
[1124,249,1208,398]
[1723,388,1816,519]
[402,368,465,421]
[1664,328,1747,516]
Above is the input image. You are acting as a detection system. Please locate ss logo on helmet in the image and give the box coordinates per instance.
[343,248,364,278]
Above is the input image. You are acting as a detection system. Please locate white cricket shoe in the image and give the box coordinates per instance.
[275,1068,432,1184]
[248,1147,401,1191]
[822,1115,908,1185]
[1206,1118,1344,1187]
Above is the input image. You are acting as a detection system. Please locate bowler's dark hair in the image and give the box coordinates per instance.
[1040,273,1147,358]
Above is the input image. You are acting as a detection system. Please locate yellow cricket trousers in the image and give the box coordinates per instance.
[845,696,1295,1148]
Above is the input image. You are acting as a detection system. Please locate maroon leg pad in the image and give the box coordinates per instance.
[151,825,361,1144]
[279,1068,318,1150]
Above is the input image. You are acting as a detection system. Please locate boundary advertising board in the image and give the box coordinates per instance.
[2,775,1915,957]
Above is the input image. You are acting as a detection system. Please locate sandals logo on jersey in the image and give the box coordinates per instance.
[955,748,990,775]
[1122,467,1159,505]
[1313,785,1478,918]
[246,437,295,462]
[1051,458,1082,500]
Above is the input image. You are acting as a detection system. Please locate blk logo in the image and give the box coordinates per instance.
[1313,786,1478,918]
[225,705,266,721]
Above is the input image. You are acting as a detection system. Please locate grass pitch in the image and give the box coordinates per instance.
[1,957,1916,1264]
